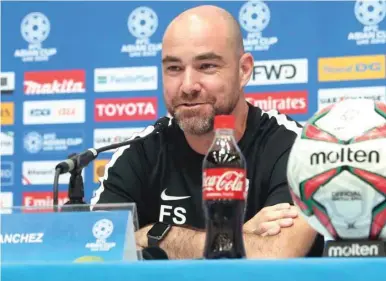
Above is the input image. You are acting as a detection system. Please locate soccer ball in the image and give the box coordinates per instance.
[287,99,386,240]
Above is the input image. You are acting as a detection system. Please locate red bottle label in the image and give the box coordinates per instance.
[203,168,246,200]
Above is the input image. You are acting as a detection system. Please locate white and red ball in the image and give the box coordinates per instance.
[287,99,386,240]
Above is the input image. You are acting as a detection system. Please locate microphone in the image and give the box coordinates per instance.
[141,246,169,260]
[53,116,170,211]
[55,116,170,174]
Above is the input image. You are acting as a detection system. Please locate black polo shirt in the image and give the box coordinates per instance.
[91,103,324,257]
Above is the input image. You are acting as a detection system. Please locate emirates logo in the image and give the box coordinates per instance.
[203,169,246,200]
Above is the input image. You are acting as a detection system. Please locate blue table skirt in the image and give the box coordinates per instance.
[2,258,386,281]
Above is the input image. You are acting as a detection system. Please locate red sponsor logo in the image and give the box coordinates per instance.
[58,107,76,116]
[203,168,246,200]
[94,97,157,122]
[24,70,86,94]
[22,191,68,213]
[245,90,308,114]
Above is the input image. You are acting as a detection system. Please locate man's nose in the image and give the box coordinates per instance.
[180,68,201,95]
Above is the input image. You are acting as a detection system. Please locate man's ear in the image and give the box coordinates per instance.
[239,52,254,90]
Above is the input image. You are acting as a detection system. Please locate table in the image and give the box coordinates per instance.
[2,258,386,281]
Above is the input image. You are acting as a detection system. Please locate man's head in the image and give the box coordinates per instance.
[162,5,254,135]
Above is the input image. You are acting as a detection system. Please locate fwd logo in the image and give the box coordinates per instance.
[253,64,296,80]
[248,59,308,86]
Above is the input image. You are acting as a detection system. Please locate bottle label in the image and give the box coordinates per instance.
[202,168,246,200]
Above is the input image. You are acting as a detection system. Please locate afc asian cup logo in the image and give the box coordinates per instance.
[21,12,50,46]
[92,219,114,241]
[85,219,116,251]
[239,0,270,33]
[348,0,386,45]
[355,0,386,26]
[238,1,278,51]
[15,12,57,62]
[121,6,162,57]
[23,131,43,154]
[128,6,158,40]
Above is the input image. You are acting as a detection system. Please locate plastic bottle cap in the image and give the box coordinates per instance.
[214,115,235,129]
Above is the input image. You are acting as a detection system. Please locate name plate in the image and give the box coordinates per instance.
[1,208,138,263]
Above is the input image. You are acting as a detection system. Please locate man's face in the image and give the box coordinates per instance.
[162,26,242,135]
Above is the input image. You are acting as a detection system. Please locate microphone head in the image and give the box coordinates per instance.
[154,116,170,131]
[141,246,169,260]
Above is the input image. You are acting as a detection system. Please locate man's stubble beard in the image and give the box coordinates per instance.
[172,97,239,136]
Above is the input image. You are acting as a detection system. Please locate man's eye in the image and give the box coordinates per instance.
[167,66,182,71]
[200,64,217,70]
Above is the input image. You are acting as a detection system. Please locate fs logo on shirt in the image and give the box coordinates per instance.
[14,12,57,62]
[318,55,386,82]
[24,70,86,95]
[246,90,308,115]
[1,102,14,125]
[22,191,68,213]
[94,97,157,122]
[23,100,85,124]
[248,59,308,86]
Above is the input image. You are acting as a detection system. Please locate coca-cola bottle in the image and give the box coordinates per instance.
[202,115,248,259]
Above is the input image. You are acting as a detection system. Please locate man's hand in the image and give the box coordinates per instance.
[243,203,298,236]
[135,224,153,248]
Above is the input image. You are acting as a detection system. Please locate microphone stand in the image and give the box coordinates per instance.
[59,153,89,212]
[52,116,171,213]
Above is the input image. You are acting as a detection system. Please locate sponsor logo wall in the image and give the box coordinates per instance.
[1,1,385,209]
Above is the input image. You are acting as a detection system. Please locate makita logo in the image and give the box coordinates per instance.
[328,244,379,257]
[94,98,157,122]
[24,70,85,95]
[245,91,308,114]
[310,148,380,165]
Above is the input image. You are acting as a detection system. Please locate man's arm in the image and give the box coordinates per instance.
[90,130,160,227]
[135,216,316,259]
[135,146,319,259]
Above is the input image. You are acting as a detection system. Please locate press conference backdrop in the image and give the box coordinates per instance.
[0,0,385,211]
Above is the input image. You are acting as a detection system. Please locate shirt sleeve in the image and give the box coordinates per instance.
[264,147,325,257]
[264,148,294,207]
[90,143,158,227]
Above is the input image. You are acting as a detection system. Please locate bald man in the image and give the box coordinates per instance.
[91,5,324,259]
